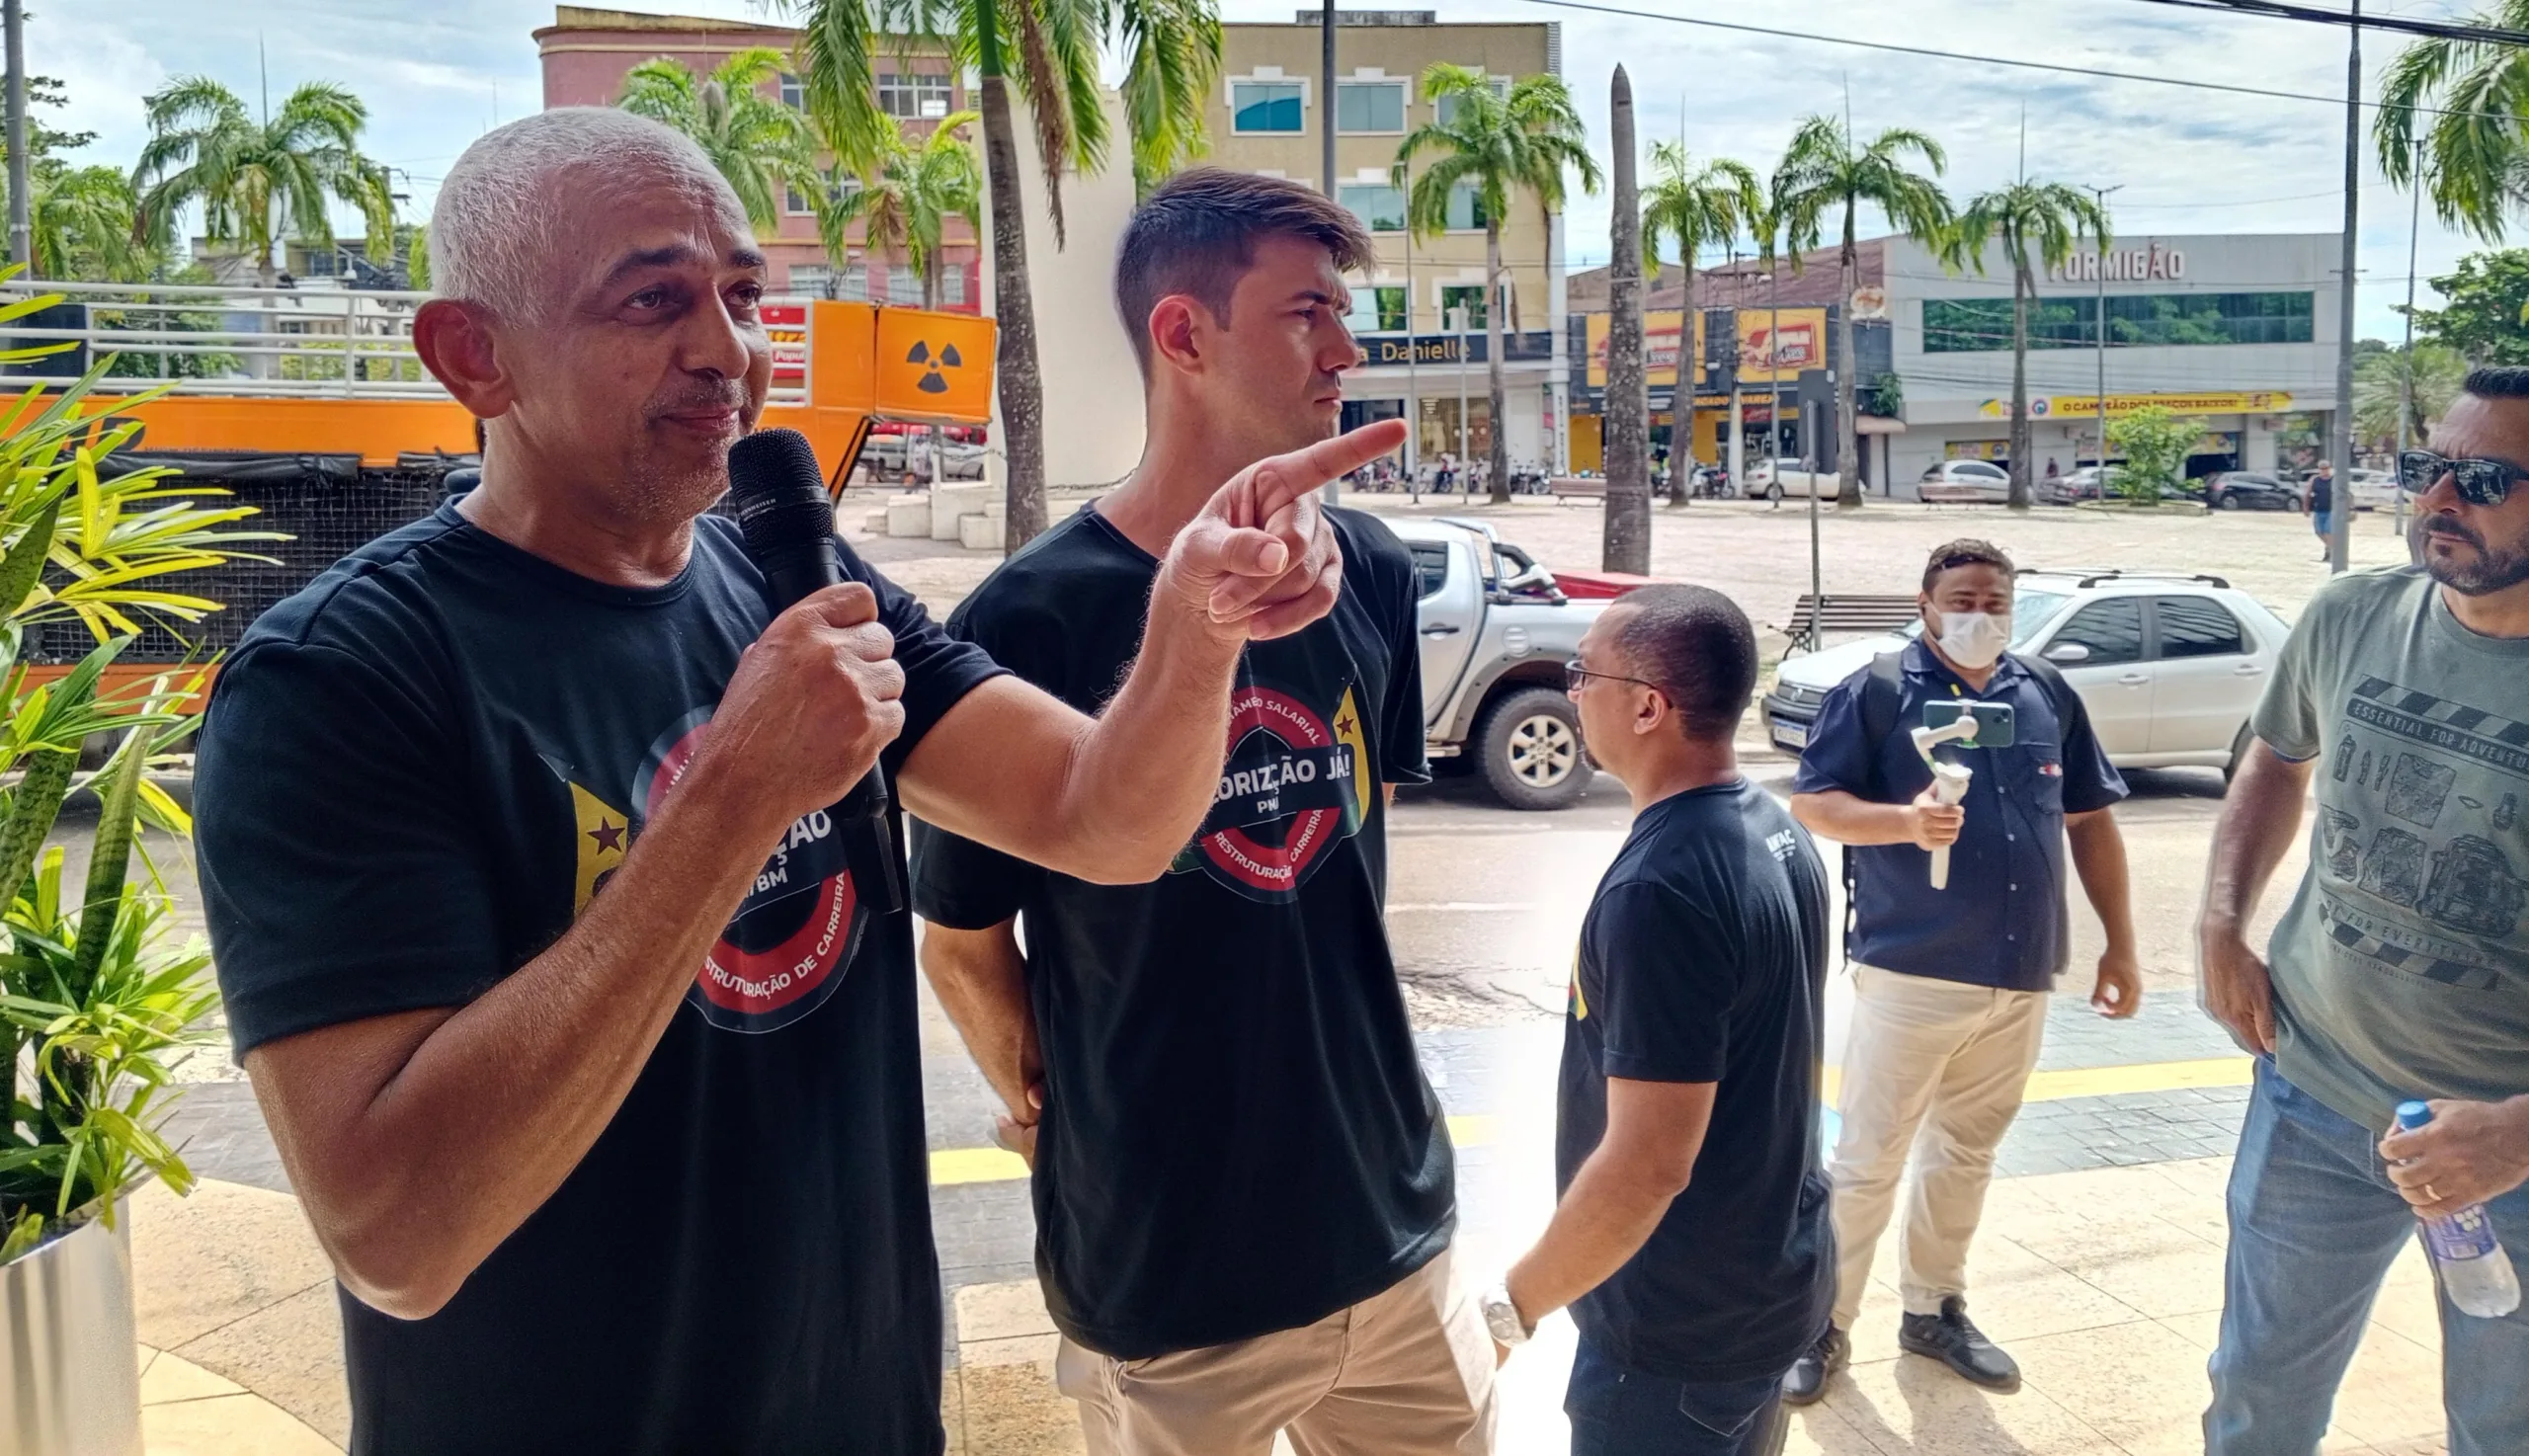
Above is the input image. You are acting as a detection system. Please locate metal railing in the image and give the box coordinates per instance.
[0,279,813,405]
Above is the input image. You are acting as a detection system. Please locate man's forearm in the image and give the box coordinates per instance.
[2201,742,2314,932]
[1505,1149,1683,1326]
[253,759,790,1319]
[1043,595,1245,880]
[920,921,1039,1121]
[1790,789,1916,847]
[2067,812,2137,953]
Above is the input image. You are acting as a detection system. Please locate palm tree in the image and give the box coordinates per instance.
[1396,63,1600,506]
[2376,7,2529,240]
[1638,138,1763,486]
[616,48,822,234]
[1770,115,1953,506]
[1603,66,1648,572]
[833,115,985,481]
[11,162,154,282]
[2354,340,2467,447]
[1950,180,2110,509]
[131,78,396,289]
[774,0,1220,552]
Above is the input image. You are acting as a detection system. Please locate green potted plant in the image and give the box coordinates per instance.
[0,276,278,1455]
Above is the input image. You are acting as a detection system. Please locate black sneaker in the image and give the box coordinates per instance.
[1898,1296,2020,1392]
[1780,1326,1847,1406]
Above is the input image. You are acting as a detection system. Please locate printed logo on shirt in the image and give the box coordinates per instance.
[1174,681,1370,903]
[632,709,866,1033]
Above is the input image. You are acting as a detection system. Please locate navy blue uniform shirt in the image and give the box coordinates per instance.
[1791,638,2126,991]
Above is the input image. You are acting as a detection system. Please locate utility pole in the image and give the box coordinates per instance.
[2397,133,2422,537]
[2329,0,2360,574]
[2091,184,2122,477]
[5,0,28,275]
[1322,0,1340,503]
[1604,64,1650,574]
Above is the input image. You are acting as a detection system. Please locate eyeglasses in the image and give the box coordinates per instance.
[1565,659,1657,693]
[2397,449,2529,508]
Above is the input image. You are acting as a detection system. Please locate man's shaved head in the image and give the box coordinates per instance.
[432,108,741,321]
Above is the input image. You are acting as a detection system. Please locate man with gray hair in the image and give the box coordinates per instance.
[193,107,1397,1453]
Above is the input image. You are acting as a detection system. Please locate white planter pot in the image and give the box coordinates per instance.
[0,1209,142,1456]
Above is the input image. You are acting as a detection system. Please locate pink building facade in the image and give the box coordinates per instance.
[533,5,983,310]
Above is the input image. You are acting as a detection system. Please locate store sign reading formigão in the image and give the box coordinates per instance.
[2045,241,2186,283]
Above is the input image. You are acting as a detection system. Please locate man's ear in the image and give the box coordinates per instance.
[414,298,515,421]
[1146,294,1207,377]
[1636,687,1670,737]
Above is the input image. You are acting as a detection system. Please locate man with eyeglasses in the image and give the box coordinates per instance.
[2199,367,2529,1456]
[1489,586,1832,1456]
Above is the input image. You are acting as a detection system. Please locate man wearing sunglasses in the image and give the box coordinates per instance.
[2199,367,2529,1456]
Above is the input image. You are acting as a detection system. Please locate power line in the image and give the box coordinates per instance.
[1511,0,2510,119]
[2119,0,2529,46]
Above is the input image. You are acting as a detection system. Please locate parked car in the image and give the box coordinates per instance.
[2204,471,2302,512]
[907,440,988,481]
[2041,464,2112,504]
[1393,517,1612,809]
[1743,456,1835,502]
[1918,458,2012,504]
[1759,569,2291,777]
[2345,467,2408,513]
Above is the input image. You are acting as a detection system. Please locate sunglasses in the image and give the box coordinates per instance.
[2397,449,2529,508]
[1565,660,1656,693]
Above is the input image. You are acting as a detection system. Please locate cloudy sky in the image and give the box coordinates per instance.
[51,0,2502,339]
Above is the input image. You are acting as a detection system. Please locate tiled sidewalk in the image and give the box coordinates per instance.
[127,1154,2456,1455]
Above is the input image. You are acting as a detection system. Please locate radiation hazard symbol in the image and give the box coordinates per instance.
[906,340,963,394]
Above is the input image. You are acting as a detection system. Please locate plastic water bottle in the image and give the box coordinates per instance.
[2397,1100,2522,1319]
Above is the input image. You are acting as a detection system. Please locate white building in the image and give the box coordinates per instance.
[1883,231,2342,493]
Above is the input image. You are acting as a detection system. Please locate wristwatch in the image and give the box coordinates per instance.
[1479,1284,1532,1347]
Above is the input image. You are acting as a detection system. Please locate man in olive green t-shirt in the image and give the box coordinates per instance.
[2197,368,2529,1456]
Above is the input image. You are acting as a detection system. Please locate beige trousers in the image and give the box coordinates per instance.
[1828,963,2049,1331]
[1053,1249,1498,1456]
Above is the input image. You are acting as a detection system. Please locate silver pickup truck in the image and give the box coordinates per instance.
[1389,517,1610,809]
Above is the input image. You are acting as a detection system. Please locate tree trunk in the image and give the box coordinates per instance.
[2007,252,2032,510]
[978,67,1048,550]
[1834,208,1861,507]
[1669,253,1696,510]
[1602,68,1650,570]
[1484,219,1511,506]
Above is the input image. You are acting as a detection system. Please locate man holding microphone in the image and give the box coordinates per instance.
[192,110,1395,1453]
[1783,539,2139,1403]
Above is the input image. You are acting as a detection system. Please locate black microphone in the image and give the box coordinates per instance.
[725,427,903,917]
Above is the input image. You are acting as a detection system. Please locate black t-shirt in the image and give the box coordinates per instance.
[909,504,1451,1359]
[194,501,1004,1455]
[1556,779,1836,1381]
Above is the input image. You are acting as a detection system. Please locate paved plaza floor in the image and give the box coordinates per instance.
[118,501,2460,1453]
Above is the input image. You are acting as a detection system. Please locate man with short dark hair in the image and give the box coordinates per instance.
[1489,584,1832,1456]
[912,167,1488,1455]
[2199,366,2529,1456]
[1782,538,2139,1403]
[192,113,1383,1453]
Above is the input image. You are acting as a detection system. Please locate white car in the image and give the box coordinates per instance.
[1744,456,1835,502]
[1758,569,2291,776]
[2344,468,2408,513]
[1919,458,2012,504]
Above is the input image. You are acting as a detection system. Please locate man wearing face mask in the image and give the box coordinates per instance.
[1780,538,2140,1404]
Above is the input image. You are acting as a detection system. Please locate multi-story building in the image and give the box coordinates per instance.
[532,5,982,310]
[1209,12,1567,472]
[1566,231,2342,496]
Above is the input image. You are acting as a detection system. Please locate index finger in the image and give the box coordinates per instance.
[790,581,881,628]
[1245,419,1409,521]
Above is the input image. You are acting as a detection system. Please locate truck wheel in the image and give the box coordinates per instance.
[1477,687,1591,810]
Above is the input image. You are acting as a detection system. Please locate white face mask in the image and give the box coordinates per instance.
[1934,610,2011,670]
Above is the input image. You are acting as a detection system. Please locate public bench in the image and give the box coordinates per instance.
[1775,593,1920,647]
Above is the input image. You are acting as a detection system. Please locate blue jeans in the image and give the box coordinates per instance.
[2206,1060,2529,1455]
[1566,1340,1788,1456]
[2312,510,2334,538]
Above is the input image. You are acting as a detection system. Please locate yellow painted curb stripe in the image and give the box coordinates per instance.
[929,1114,1502,1187]
[927,1064,2250,1187]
